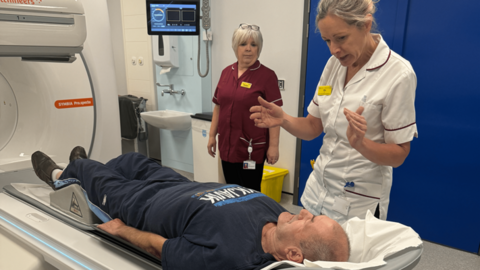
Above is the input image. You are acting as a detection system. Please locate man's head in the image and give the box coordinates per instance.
[274,209,350,263]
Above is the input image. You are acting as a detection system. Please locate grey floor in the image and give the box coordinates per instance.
[171,167,480,270]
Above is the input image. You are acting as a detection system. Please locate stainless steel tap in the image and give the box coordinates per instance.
[156,83,185,96]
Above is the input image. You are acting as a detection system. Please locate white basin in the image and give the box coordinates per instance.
[141,110,193,131]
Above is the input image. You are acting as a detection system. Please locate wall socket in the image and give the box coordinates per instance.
[278,79,285,91]
[203,30,213,41]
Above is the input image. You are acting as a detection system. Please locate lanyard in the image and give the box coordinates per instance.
[248,139,253,160]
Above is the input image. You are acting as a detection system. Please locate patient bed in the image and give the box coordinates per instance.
[1,181,422,270]
[0,183,162,269]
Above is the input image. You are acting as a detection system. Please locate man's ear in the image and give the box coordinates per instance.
[285,246,304,263]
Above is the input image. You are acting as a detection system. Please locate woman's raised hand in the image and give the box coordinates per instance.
[250,96,284,128]
[344,106,367,149]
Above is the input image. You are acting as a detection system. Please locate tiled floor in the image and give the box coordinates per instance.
[169,166,480,270]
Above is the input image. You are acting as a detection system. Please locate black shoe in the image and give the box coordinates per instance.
[31,151,62,190]
[69,146,87,163]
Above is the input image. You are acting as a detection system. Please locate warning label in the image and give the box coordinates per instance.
[55,98,94,109]
[70,193,83,217]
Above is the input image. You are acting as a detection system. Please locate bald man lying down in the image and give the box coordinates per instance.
[32,148,350,270]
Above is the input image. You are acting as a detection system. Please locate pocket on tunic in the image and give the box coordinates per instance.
[359,101,382,112]
[317,96,334,123]
[359,101,383,138]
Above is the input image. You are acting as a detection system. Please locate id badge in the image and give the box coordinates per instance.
[241,82,252,88]
[317,85,332,96]
[332,196,350,216]
[243,160,255,170]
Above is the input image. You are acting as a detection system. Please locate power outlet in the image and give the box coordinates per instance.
[203,30,213,41]
[278,80,285,91]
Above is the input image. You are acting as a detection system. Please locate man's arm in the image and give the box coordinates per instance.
[97,218,166,259]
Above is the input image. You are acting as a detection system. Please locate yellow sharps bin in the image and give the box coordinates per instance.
[261,165,289,202]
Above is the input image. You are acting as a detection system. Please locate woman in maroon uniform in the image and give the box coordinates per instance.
[207,23,283,191]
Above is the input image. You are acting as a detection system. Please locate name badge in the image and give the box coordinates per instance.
[243,160,255,170]
[317,85,332,96]
[332,196,350,216]
[241,82,252,89]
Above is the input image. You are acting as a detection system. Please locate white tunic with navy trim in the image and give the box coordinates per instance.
[301,34,418,224]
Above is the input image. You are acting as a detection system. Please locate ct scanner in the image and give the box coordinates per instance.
[0,0,163,269]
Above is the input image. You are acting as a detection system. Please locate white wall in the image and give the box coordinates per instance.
[106,0,128,96]
[211,0,305,193]
[118,0,157,111]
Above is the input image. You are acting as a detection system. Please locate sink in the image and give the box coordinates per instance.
[140,110,193,131]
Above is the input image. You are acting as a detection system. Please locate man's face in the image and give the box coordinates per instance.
[275,209,337,245]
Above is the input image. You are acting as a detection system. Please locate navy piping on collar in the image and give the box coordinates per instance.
[367,50,391,71]
[385,122,416,131]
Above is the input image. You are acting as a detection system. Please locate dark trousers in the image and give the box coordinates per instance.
[221,160,264,192]
[374,204,380,219]
[60,152,190,218]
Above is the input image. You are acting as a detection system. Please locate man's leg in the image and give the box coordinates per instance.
[104,152,190,182]
[61,158,134,217]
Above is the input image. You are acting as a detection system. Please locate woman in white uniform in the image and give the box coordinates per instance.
[250,0,417,224]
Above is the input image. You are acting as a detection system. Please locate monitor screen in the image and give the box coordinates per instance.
[147,0,199,36]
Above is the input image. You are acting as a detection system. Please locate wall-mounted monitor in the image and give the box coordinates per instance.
[146,0,199,36]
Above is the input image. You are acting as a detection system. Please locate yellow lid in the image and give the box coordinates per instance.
[263,165,289,179]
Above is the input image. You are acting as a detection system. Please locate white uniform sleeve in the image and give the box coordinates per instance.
[382,69,418,144]
[307,81,322,119]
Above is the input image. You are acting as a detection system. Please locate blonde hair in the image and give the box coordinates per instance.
[316,0,379,32]
[232,24,263,59]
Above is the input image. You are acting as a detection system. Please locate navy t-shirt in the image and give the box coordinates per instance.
[62,155,286,270]
[119,181,286,270]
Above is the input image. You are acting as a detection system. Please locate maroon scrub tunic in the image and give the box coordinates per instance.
[213,61,283,164]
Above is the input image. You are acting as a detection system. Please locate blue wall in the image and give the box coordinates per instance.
[387,0,480,253]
